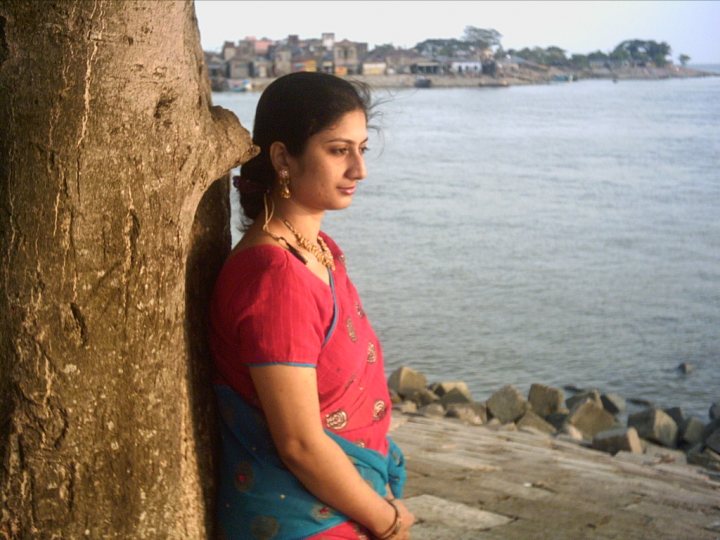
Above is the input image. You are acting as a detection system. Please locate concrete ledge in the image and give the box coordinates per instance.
[392,413,720,539]
[405,494,513,538]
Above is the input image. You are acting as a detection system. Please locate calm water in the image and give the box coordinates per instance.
[213,73,720,419]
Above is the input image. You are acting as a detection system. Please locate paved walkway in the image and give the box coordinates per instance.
[390,413,720,539]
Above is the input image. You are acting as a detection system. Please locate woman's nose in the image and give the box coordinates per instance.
[350,149,367,180]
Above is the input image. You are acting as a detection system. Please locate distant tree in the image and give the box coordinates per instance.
[511,47,539,64]
[678,53,691,67]
[368,43,396,58]
[414,38,472,58]
[544,46,569,67]
[647,40,671,66]
[612,39,671,67]
[569,54,590,69]
[587,50,610,62]
[609,46,630,63]
[462,26,502,51]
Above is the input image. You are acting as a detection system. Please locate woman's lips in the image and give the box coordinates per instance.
[338,185,356,196]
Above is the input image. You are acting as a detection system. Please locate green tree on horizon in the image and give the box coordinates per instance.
[462,26,502,51]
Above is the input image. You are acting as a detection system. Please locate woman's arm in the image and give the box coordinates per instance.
[250,364,414,538]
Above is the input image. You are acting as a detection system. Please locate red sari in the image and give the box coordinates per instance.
[210,233,393,539]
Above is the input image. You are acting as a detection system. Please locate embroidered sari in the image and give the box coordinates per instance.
[210,234,405,539]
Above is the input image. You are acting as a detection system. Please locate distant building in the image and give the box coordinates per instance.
[227,57,251,79]
[385,49,426,75]
[333,39,368,75]
[361,48,389,75]
[322,32,335,50]
[411,60,441,75]
[204,51,227,91]
[292,56,317,73]
[273,47,292,76]
[319,51,334,74]
[362,59,387,76]
[449,61,482,75]
[252,56,272,78]
[243,36,273,56]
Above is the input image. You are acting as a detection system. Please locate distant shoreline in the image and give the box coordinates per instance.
[220,65,717,93]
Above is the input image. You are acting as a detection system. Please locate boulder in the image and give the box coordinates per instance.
[516,410,556,435]
[679,416,706,447]
[440,387,474,407]
[528,383,565,418]
[627,397,654,407]
[458,402,488,424]
[403,388,440,407]
[397,400,418,414]
[643,441,687,464]
[710,402,720,421]
[486,385,528,424]
[627,408,678,448]
[567,400,615,438]
[706,428,720,454]
[676,362,693,374]
[430,381,472,400]
[563,384,585,394]
[566,389,602,412]
[592,427,643,455]
[703,418,720,443]
[546,412,569,431]
[418,403,445,418]
[389,389,402,404]
[687,445,720,472]
[600,393,626,415]
[663,407,685,427]
[445,403,484,425]
[560,423,584,441]
[388,366,427,398]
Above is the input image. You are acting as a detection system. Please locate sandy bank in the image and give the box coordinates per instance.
[235,65,715,94]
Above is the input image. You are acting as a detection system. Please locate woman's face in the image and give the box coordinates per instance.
[286,109,368,213]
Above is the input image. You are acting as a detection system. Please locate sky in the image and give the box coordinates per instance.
[195,0,720,64]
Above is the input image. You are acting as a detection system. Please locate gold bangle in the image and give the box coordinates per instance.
[377,499,402,540]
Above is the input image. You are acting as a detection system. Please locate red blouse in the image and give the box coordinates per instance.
[210,233,391,456]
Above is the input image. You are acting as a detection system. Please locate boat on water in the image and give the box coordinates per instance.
[414,76,432,88]
[228,78,253,92]
[551,73,576,82]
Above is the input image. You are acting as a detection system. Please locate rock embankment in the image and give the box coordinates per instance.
[387,366,720,475]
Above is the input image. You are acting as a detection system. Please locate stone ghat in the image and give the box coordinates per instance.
[387,366,720,474]
[391,413,720,539]
[387,367,720,538]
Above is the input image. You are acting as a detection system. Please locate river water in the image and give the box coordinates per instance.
[213,73,720,420]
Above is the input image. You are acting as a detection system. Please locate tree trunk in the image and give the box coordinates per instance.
[0,1,256,536]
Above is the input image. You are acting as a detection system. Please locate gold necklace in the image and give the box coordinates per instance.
[282,219,335,271]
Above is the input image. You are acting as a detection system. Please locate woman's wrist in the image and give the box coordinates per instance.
[376,499,402,540]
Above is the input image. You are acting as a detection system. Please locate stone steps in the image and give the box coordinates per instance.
[391,413,720,539]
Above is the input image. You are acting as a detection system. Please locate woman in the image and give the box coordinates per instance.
[210,72,415,539]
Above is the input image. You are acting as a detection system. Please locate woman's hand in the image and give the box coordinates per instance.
[372,498,415,540]
[392,499,415,540]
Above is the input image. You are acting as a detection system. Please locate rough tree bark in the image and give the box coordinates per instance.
[0,1,256,537]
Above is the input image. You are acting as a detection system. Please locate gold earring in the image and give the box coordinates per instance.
[279,169,291,199]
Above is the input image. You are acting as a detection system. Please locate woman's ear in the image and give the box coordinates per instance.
[269,142,290,174]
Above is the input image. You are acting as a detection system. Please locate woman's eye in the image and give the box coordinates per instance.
[331,147,349,155]
[360,146,369,155]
